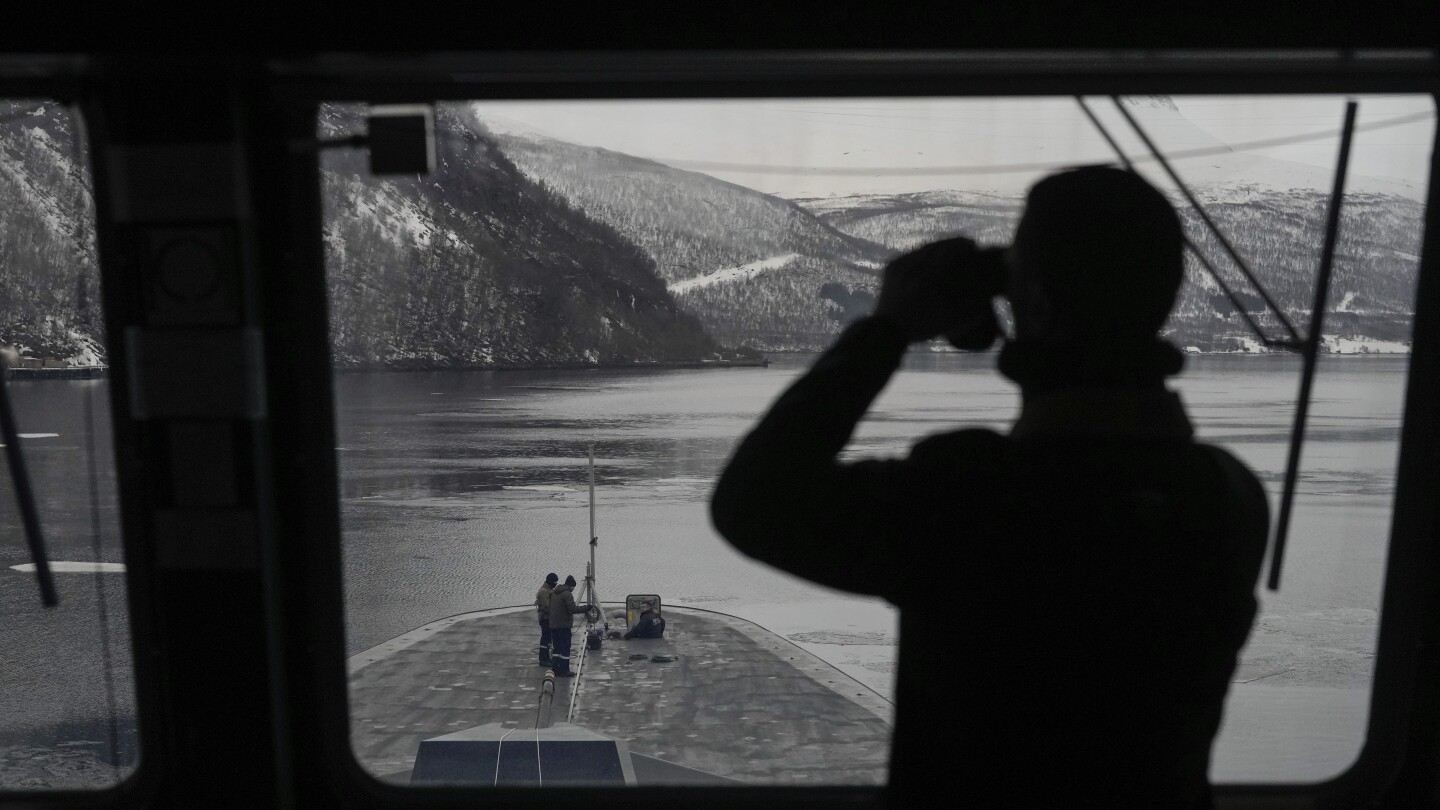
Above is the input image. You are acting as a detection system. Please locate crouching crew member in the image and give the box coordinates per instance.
[535,573,558,666]
[548,575,590,677]
[624,600,666,639]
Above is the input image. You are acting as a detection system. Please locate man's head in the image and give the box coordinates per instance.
[564,575,576,587]
[640,600,653,612]
[545,572,558,585]
[1009,166,1184,346]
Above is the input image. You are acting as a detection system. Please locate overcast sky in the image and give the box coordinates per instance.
[472,95,1435,199]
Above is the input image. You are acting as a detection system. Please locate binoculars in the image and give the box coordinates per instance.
[973,246,1011,298]
[942,245,1009,351]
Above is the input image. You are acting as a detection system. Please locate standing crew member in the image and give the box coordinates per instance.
[535,573,558,666]
[712,167,1269,807]
[547,575,590,677]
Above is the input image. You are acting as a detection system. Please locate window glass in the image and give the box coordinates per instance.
[0,100,137,789]
[325,95,1433,785]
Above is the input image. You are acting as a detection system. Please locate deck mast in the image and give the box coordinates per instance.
[588,443,596,588]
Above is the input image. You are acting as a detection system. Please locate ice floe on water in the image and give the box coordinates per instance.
[10,561,126,573]
[786,630,897,646]
[0,432,60,447]
[501,485,578,492]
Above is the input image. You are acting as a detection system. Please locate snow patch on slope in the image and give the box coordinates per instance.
[668,254,800,294]
[1321,335,1409,354]
[337,177,438,250]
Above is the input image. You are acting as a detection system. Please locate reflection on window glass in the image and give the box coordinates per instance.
[325,95,1433,786]
[0,100,136,789]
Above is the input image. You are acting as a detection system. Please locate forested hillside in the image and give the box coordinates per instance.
[0,102,717,370]
[319,104,716,367]
[484,116,891,349]
[0,101,103,365]
[1171,191,1420,350]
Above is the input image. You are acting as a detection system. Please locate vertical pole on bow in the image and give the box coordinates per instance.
[588,443,596,588]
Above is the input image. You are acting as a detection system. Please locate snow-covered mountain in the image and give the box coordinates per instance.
[0,98,1425,366]
[487,96,1425,353]
[2,102,722,369]
[319,104,717,367]
[796,185,1422,353]
[480,109,892,350]
[781,96,1426,353]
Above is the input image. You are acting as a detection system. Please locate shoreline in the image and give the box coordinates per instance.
[3,366,107,380]
[332,357,771,373]
[2,348,1412,382]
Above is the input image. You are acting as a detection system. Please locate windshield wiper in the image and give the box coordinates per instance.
[0,355,59,606]
[1075,96,1360,591]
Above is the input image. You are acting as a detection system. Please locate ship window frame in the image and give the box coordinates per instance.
[0,83,150,807]
[4,49,1435,810]
[269,55,1440,808]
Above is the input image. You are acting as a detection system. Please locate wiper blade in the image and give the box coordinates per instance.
[1268,100,1359,591]
[0,355,59,607]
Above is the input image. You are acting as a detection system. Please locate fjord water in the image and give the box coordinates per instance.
[0,353,1409,785]
[333,351,1407,782]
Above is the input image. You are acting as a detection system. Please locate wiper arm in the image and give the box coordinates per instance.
[0,354,59,607]
[1075,96,1362,592]
[1268,101,1358,591]
[1107,96,1303,346]
[1075,98,1279,348]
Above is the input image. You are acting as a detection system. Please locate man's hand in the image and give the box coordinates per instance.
[871,237,1002,347]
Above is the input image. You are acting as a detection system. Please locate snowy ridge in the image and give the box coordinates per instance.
[1111,97,1429,203]
[467,109,561,142]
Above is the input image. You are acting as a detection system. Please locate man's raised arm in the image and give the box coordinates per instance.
[710,238,1000,598]
[710,316,909,595]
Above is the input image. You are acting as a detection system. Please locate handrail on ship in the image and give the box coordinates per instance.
[536,669,556,729]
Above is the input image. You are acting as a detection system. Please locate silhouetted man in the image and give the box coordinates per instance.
[712,167,1268,808]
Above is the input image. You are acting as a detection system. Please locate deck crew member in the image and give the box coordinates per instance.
[535,572,558,666]
[547,575,590,677]
[712,167,1269,808]
[623,600,665,639]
